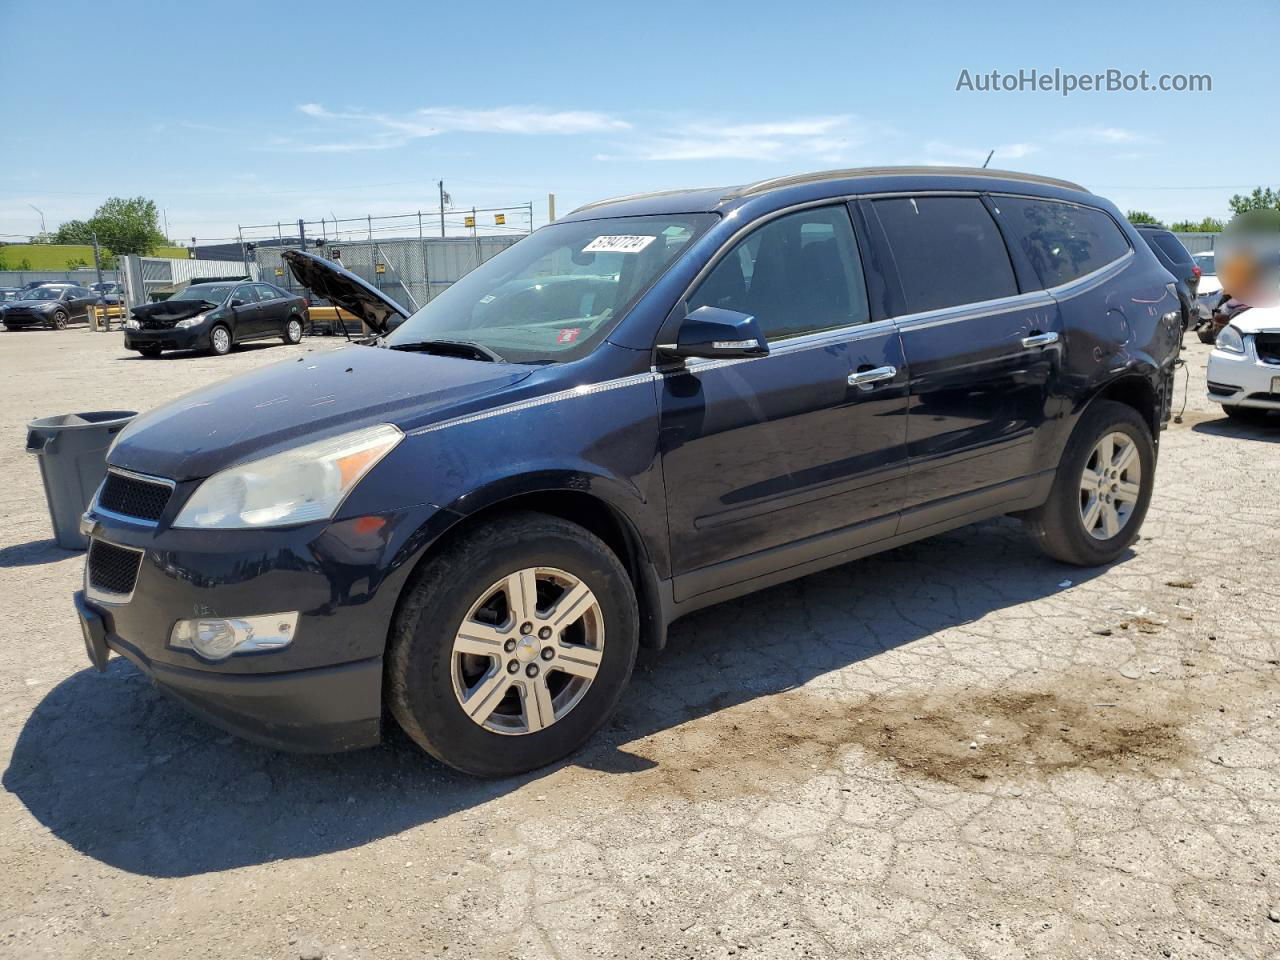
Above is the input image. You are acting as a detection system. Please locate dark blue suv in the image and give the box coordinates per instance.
[74,167,1183,775]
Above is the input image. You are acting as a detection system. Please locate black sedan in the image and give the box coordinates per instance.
[123,280,307,357]
[1,283,100,329]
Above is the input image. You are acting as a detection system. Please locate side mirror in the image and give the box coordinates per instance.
[659,305,769,361]
[230,298,246,307]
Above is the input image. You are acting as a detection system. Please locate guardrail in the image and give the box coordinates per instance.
[87,303,126,332]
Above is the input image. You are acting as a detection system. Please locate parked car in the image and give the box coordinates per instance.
[76,167,1182,776]
[0,287,22,303]
[1193,251,1221,297]
[90,280,124,305]
[1,283,99,329]
[1205,304,1280,421]
[1134,224,1200,330]
[122,280,307,357]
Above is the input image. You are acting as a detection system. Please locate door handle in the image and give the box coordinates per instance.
[1022,331,1060,348]
[847,365,897,388]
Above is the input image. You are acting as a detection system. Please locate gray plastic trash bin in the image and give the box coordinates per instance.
[27,411,136,550]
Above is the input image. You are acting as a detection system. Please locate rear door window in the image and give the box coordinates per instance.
[871,196,1018,314]
[253,284,280,302]
[688,205,870,341]
[993,197,1131,288]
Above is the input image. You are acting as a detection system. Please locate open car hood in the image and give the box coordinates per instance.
[282,249,411,336]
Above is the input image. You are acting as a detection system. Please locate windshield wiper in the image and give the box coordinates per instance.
[387,339,506,363]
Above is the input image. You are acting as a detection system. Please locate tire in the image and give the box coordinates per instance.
[137,345,162,358]
[283,317,303,344]
[1197,326,1217,345]
[1023,400,1155,567]
[209,324,232,356]
[51,310,68,330]
[1223,404,1271,423]
[387,511,639,777]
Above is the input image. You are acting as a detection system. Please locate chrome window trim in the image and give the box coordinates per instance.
[84,538,145,606]
[1043,248,1135,300]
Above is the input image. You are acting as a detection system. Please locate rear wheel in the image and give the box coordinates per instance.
[209,324,232,356]
[50,310,68,330]
[1023,400,1155,566]
[283,317,303,344]
[388,512,638,777]
[1197,326,1217,345]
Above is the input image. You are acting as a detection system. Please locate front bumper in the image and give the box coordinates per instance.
[75,497,446,752]
[75,590,382,751]
[124,325,208,351]
[1206,340,1280,410]
[3,311,52,327]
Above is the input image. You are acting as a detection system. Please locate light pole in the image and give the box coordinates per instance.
[27,203,46,238]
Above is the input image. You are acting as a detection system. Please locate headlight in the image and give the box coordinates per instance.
[175,312,208,328]
[1215,325,1246,354]
[124,318,140,330]
[172,423,403,529]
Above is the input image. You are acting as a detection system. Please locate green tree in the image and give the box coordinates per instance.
[1169,217,1225,232]
[1126,210,1163,226]
[87,197,166,256]
[1228,187,1280,216]
[53,219,95,244]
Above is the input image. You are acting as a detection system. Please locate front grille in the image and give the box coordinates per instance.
[1255,333,1280,364]
[99,470,172,522]
[88,540,143,597]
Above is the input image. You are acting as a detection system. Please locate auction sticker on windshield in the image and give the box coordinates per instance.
[583,235,656,254]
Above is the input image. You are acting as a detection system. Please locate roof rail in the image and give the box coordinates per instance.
[568,186,720,216]
[735,166,1089,197]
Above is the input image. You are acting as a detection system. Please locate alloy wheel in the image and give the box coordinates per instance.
[52,311,67,330]
[212,327,231,354]
[1079,431,1142,540]
[287,319,302,342]
[450,567,604,735]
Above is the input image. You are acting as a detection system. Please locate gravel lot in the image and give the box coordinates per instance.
[1,328,1278,960]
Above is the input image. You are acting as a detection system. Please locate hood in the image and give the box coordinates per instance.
[9,297,58,309]
[282,250,410,335]
[1228,304,1280,334]
[130,299,219,327]
[1198,276,1222,297]
[109,346,532,480]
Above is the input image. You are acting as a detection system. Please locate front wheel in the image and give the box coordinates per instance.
[50,310,68,330]
[283,317,303,344]
[1023,400,1155,566]
[387,512,638,777]
[209,324,232,356]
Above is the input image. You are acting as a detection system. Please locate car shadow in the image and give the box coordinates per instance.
[1191,413,1280,443]
[4,517,1113,878]
[117,342,291,361]
[0,537,72,568]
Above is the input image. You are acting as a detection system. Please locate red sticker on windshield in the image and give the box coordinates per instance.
[556,328,581,343]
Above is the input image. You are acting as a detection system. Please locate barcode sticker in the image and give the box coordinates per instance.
[582,235,656,254]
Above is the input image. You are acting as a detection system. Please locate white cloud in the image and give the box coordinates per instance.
[922,140,1041,165]
[283,103,630,152]
[1056,126,1154,145]
[601,115,864,163]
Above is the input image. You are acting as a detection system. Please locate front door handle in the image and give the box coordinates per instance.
[1022,331,1060,348]
[847,365,897,388]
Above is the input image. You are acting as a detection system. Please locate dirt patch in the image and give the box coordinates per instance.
[616,672,1196,798]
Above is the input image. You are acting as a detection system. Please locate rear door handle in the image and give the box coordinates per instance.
[1022,331,1060,348]
[847,365,897,388]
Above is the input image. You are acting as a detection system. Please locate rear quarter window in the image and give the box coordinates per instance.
[872,195,1018,314]
[994,197,1131,288]
[1147,231,1194,266]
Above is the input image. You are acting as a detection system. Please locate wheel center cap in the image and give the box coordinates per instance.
[515,635,539,664]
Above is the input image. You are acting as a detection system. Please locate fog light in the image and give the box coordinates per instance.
[170,612,298,661]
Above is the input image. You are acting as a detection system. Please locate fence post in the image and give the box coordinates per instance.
[418,210,431,304]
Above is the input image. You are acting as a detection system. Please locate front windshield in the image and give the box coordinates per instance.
[23,287,64,301]
[386,213,715,363]
[1194,253,1215,276]
[173,284,233,303]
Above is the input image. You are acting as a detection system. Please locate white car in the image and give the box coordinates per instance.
[1206,303,1280,420]
[1193,251,1222,298]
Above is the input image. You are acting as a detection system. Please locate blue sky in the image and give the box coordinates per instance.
[2,0,1276,244]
